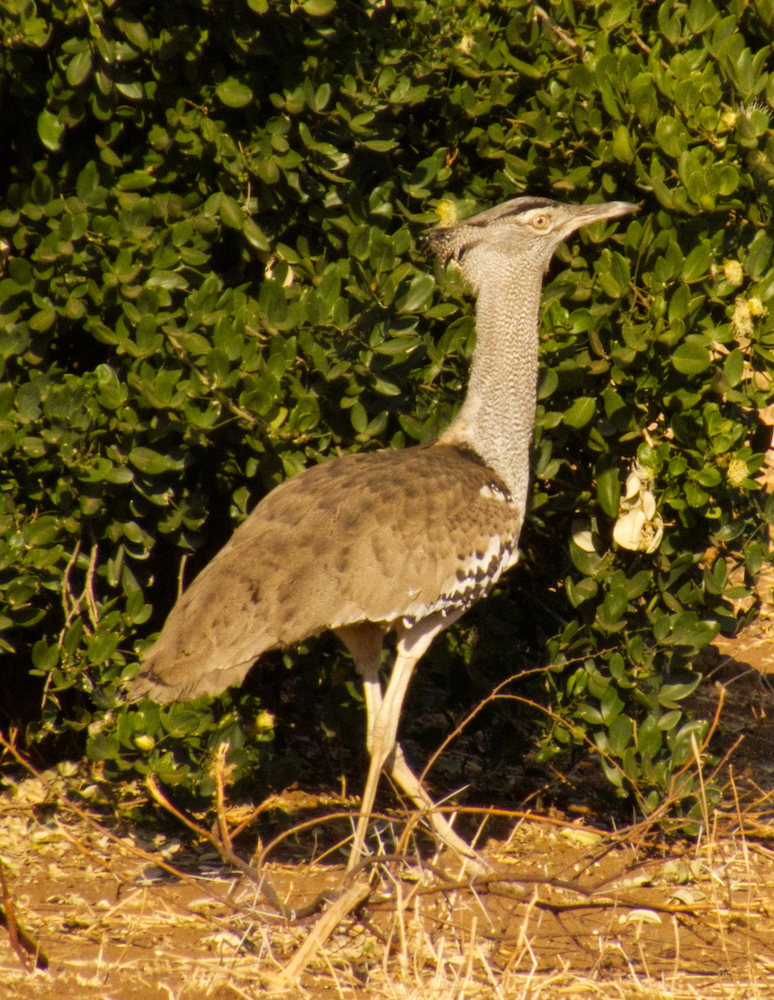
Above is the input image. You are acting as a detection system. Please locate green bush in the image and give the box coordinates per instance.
[1,0,773,817]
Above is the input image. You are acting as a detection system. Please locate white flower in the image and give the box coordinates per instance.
[621,471,643,509]
[612,462,663,553]
[571,519,598,553]
[613,507,647,550]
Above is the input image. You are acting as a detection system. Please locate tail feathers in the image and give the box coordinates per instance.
[128,654,259,705]
[127,669,179,704]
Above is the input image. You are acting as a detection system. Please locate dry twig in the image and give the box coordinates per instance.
[0,859,48,971]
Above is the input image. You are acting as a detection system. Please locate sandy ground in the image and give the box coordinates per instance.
[2,781,774,999]
[3,624,774,999]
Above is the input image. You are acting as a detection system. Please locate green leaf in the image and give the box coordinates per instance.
[577,703,603,724]
[569,539,601,577]
[87,629,120,664]
[596,464,621,517]
[24,516,60,546]
[32,639,59,672]
[696,466,721,488]
[87,732,121,761]
[658,709,682,732]
[147,270,187,289]
[598,588,628,631]
[348,225,371,260]
[637,716,662,757]
[303,0,336,15]
[672,342,711,375]
[118,20,150,50]
[563,396,596,428]
[76,161,108,206]
[37,110,64,150]
[219,196,245,229]
[66,49,93,87]
[661,613,718,649]
[216,79,254,108]
[612,124,635,164]
[600,684,625,724]
[243,217,270,251]
[128,447,184,475]
[682,244,711,282]
[396,273,434,313]
[655,116,689,157]
[684,481,708,507]
[351,400,367,433]
[599,0,632,30]
[372,376,400,396]
[659,676,701,706]
[162,709,209,737]
[537,368,558,400]
[566,576,598,607]
[8,258,33,286]
[116,81,144,100]
[629,73,659,125]
[608,713,632,754]
[723,349,744,387]
[362,139,398,152]
[288,396,320,433]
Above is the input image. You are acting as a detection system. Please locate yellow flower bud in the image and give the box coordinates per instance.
[255,710,275,730]
[727,457,748,487]
[435,199,458,227]
[134,734,156,752]
[723,260,743,286]
[748,296,768,317]
[732,297,753,338]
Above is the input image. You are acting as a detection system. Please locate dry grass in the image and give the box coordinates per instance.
[2,728,774,1000]
[3,641,774,998]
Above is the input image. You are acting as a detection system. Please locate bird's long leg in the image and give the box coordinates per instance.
[334,622,385,756]
[347,618,441,871]
[337,611,482,872]
[336,620,396,869]
[386,743,485,872]
[387,615,486,873]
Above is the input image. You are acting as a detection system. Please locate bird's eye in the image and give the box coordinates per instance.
[531,214,550,230]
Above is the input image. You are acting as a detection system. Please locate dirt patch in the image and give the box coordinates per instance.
[2,777,774,996]
[713,621,774,676]
[3,627,774,998]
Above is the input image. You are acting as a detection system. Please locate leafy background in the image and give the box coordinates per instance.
[2,0,774,824]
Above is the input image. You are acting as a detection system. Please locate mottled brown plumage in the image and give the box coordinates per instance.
[134,444,520,702]
[131,195,637,871]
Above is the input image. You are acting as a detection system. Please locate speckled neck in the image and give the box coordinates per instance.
[439,263,542,513]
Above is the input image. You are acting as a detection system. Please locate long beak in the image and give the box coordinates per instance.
[574,200,640,226]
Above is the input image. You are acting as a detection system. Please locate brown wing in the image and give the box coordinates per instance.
[130,443,523,703]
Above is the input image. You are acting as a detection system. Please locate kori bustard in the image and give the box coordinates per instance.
[131,196,637,870]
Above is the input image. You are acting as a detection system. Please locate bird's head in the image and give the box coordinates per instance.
[426,196,639,291]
